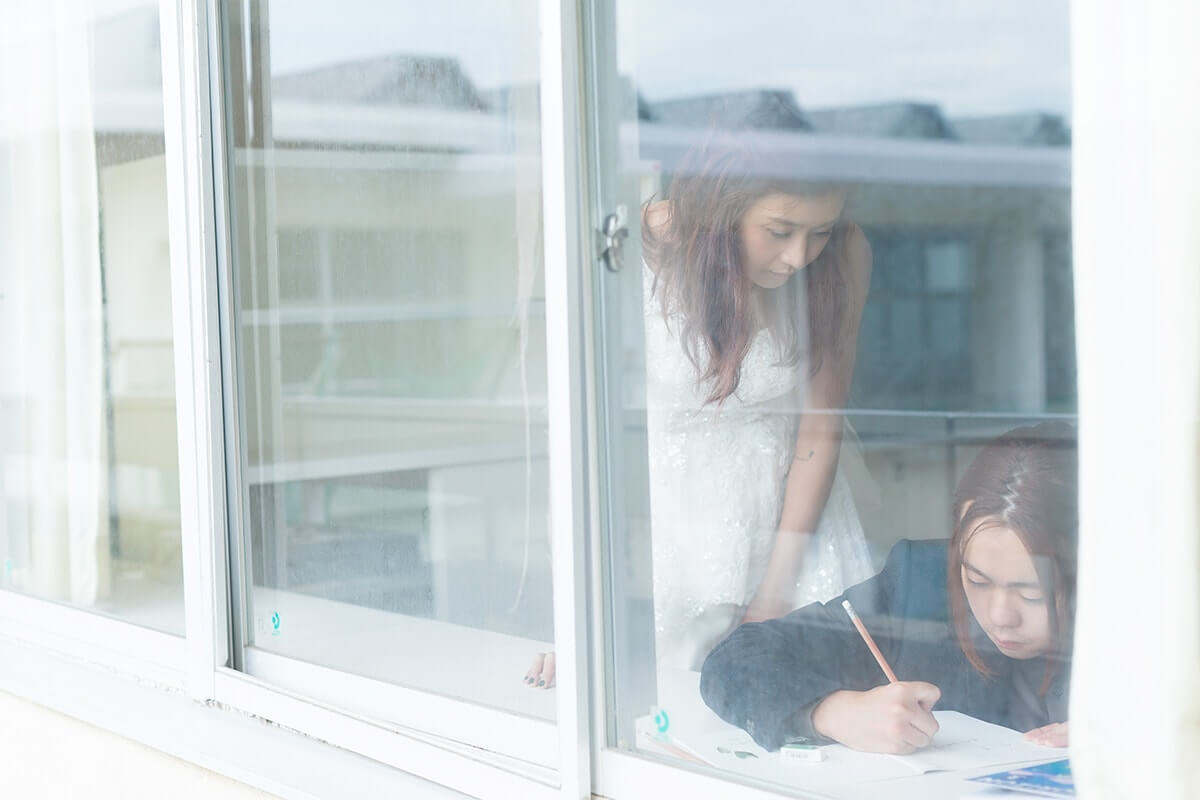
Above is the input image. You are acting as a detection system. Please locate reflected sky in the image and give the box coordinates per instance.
[619,0,1070,116]
[84,0,1069,117]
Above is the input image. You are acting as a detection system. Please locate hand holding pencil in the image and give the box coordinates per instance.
[808,599,942,754]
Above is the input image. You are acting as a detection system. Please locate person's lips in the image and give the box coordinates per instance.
[995,639,1024,651]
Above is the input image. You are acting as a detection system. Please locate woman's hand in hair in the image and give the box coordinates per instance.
[810,682,942,754]
[1024,721,1069,747]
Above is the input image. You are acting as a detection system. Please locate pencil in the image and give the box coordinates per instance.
[841,599,899,684]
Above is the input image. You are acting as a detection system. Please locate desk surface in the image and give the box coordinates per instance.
[644,668,1064,800]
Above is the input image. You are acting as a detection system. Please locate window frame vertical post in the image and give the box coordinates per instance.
[158,0,231,701]
[540,0,595,796]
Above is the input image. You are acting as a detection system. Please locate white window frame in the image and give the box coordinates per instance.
[163,0,594,796]
[4,0,590,797]
[0,0,202,699]
[12,1,1186,799]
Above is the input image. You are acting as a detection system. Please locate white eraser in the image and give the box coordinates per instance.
[780,743,824,763]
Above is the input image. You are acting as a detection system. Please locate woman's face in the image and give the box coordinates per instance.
[960,525,1054,660]
[738,191,846,289]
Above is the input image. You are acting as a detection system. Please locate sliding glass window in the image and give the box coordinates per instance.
[0,2,184,634]
[217,0,555,757]
[593,1,1076,795]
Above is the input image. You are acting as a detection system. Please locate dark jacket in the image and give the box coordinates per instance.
[699,539,1071,751]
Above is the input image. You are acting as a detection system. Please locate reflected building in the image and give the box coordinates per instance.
[83,7,1074,626]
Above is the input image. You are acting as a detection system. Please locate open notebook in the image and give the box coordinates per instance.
[889,711,1062,773]
[637,670,1064,790]
[653,710,1061,775]
[638,706,1062,790]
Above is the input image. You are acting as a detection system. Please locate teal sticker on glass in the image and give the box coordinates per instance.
[652,706,670,741]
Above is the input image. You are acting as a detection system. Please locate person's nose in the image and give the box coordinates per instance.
[989,591,1022,629]
[780,237,808,272]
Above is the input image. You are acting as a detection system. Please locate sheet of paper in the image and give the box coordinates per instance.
[893,711,1062,774]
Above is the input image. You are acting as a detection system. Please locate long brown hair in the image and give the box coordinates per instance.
[642,132,851,405]
[947,422,1079,686]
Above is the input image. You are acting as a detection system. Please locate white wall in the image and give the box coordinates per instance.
[0,691,274,799]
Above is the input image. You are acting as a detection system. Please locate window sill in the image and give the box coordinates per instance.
[0,634,544,800]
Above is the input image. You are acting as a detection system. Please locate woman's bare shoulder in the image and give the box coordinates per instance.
[642,200,672,273]
[644,200,672,233]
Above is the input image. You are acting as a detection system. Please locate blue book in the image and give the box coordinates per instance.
[968,759,1074,797]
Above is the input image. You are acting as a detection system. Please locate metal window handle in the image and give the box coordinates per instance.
[599,210,629,272]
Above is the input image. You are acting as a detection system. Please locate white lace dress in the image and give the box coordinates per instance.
[644,266,875,670]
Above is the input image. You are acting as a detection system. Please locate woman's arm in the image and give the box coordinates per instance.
[701,540,934,751]
[743,226,873,622]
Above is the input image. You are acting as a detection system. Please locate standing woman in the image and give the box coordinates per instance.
[642,133,876,670]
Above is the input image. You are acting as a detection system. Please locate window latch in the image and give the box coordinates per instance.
[599,208,629,272]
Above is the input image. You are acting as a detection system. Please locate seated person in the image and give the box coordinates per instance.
[699,422,1076,754]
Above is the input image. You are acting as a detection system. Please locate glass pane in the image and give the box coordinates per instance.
[0,2,184,633]
[219,0,553,729]
[925,241,971,292]
[597,1,1077,794]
